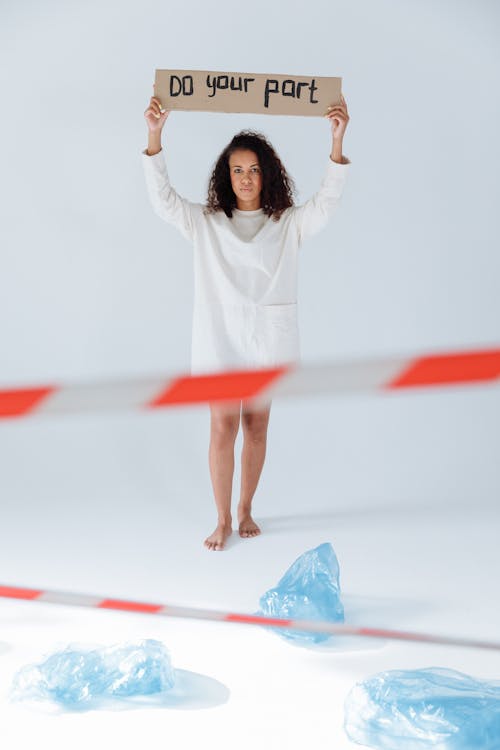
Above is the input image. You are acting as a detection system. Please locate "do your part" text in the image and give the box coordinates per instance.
[168,74,319,108]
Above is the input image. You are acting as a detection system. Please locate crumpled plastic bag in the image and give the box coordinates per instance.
[11,639,175,709]
[344,666,500,749]
[258,542,344,645]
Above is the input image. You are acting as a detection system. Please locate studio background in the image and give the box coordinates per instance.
[0,2,499,748]
[1,0,499,382]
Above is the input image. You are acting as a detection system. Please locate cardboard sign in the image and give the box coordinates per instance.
[154,69,342,117]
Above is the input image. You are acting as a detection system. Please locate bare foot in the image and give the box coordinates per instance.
[238,512,261,539]
[204,522,232,551]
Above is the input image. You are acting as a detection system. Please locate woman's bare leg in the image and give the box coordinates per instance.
[205,402,241,550]
[238,403,271,538]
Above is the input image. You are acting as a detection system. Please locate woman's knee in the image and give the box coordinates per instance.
[210,407,240,446]
[241,409,270,443]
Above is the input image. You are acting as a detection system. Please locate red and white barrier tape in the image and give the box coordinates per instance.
[1,347,499,420]
[0,583,499,651]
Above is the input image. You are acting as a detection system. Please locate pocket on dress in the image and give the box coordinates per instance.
[263,303,297,329]
[256,303,300,365]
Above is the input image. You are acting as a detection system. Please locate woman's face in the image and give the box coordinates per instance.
[228,149,263,210]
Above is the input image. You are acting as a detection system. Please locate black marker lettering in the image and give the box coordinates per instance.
[309,78,319,104]
[217,75,229,89]
[206,74,216,98]
[264,78,279,108]
[170,75,182,97]
[182,75,193,95]
[282,79,296,97]
[296,81,309,100]
[243,77,255,92]
[230,76,243,91]
[171,75,193,96]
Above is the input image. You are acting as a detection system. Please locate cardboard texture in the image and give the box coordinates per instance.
[154,69,342,117]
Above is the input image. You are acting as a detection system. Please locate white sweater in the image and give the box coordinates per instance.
[142,149,349,374]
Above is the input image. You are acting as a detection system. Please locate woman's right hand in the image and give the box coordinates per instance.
[144,96,170,132]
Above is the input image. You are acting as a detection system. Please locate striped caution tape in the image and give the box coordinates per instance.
[1,583,499,651]
[0,346,499,420]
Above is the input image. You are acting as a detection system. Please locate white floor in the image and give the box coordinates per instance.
[1,385,500,749]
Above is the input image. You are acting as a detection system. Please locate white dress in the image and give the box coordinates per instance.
[142,149,350,374]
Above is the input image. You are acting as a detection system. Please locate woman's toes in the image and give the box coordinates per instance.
[238,516,261,538]
[204,524,231,550]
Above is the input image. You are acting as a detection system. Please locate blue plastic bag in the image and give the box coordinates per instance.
[344,667,500,749]
[258,542,344,644]
[11,639,175,709]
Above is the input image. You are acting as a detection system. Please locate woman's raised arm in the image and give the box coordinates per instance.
[291,94,351,243]
[144,96,169,155]
[142,94,198,242]
[326,94,350,165]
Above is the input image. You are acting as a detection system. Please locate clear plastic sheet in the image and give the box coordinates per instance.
[344,667,500,750]
[258,542,344,645]
[11,639,175,709]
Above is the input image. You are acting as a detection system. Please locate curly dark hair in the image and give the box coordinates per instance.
[205,131,295,221]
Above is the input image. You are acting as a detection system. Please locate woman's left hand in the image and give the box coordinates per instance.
[326,94,350,140]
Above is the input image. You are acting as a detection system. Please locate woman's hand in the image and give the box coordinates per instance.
[325,94,349,140]
[144,96,170,132]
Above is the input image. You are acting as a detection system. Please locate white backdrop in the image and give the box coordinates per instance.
[0,0,499,561]
[1,2,500,748]
[1,0,499,384]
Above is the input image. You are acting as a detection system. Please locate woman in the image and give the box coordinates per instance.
[143,93,350,551]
